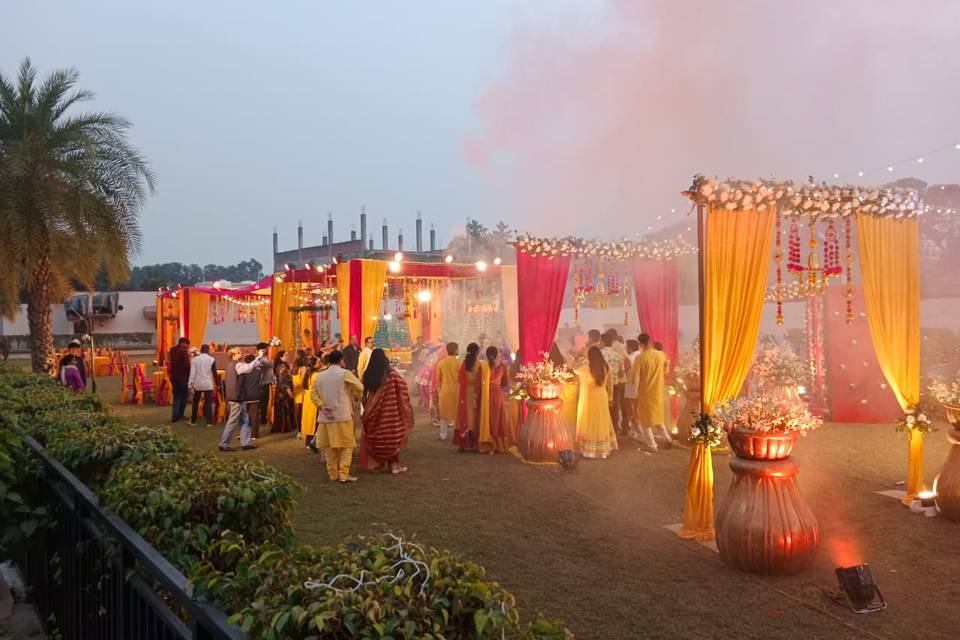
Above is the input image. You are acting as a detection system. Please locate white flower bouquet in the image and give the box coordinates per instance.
[928,378,960,405]
[714,396,822,435]
[897,406,935,435]
[268,336,282,348]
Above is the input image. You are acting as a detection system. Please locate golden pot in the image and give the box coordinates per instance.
[527,382,561,400]
[716,457,820,575]
[944,403,960,429]
[728,429,798,461]
[518,398,571,463]
[934,421,960,521]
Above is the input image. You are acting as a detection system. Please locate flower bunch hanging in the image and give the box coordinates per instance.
[268,336,282,348]
[685,174,923,218]
[896,406,935,434]
[513,234,694,260]
[689,413,724,447]
[714,397,822,434]
[515,354,576,386]
[928,378,960,405]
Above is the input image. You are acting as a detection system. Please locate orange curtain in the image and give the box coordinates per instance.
[360,260,388,343]
[255,304,271,343]
[270,282,297,352]
[856,213,923,503]
[187,290,210,347]
[680,206,774,542]
[336,262,351,341]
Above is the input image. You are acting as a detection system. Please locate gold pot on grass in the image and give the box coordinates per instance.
[934,403,960,521]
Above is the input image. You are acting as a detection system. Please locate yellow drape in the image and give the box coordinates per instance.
[270,282,297,351]
[336,263,351,340]
[405,310,422,346]
[360,260,388,342]
[255,304,271,343]
[856,213,923,503]
[500,265,520,351]
[299,310,315,350]
[187,290,210,347]
[680,206,774,542]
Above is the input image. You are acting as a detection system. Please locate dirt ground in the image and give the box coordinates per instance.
[96,366,959,640]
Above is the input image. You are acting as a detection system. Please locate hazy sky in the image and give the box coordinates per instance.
[3,1,959,269]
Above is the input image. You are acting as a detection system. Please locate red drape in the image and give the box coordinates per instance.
[631,258,679,368]
[517,252,572,366]
[349,260,364,340]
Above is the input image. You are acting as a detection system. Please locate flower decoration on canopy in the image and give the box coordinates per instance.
[513,234,694,260]
[928,378,960,405]
[268,336,282,348]
[683,174,923,218]
[515,354,576,386]
[897,406,935,434]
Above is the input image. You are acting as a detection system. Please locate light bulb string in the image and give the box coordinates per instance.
[831,139,960,181]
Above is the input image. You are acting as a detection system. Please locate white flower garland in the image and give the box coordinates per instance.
[513,234,694,259]
[684,175,923,218]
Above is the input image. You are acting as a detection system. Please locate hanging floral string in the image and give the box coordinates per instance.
[844,216,854,324]
[775,211,784,326]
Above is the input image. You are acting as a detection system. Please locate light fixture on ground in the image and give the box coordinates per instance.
[834,564,886,614]
[417,290,431,303]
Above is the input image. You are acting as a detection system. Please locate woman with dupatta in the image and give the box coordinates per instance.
[575,346,619,459]
[359,349,415,473]
[452,343,483,451]
[479,345,511,453]
[271,350,296,434]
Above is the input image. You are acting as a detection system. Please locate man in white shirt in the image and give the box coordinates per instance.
[188,343,218,426]
[623,339,641,438]
[356,336,375,382]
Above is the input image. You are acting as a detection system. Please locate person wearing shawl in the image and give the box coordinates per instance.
[359,349,415,473]
[310,350,364,482]
[479,346,511,454]
[453,343,488,452]
[413,342,443,411]
[271,350,296,434]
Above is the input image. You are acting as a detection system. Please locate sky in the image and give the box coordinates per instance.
[3,0,960,269]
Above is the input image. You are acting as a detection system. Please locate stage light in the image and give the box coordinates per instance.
[388,260,401,273]
[284,263,293,271]
[316,263,325,271]
[475,260,488,272]
[444,255,454,263]
[493,257,502,265]
[332,256,339,265]
[274,276,283,283]
[417,290,432,303]
[394,252,404,262]
[834,564,886,614]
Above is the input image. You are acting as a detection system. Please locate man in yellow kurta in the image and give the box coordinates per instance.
[435,342,460,441]
[311,350,364,482]
[631,333,670,453]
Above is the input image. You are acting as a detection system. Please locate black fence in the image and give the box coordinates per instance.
[17,434,247,640]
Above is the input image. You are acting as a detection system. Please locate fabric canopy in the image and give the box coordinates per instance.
[856,213,923,503]
[517,251,572,365]
[631,257,679,368]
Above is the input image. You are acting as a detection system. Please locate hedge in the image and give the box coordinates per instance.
[0,366,572,639]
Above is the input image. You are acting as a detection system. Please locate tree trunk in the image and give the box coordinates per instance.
[27,253,55,375]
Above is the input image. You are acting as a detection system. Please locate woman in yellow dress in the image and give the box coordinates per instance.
[299,356,320,452]
[292,350,307,426]
[575,346,618,459]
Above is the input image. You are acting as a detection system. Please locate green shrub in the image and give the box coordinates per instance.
[0,414,49,559]
[98,453,299,570]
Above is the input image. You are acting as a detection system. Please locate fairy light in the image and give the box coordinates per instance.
[388,261,401,273]
[394,252,404,262]
[493,257,502,265]
[444,255,453,263]
[416,290,431,303]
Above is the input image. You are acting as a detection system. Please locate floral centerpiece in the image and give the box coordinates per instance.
[929,378,960,405]
[752,342,807,388]
[896,406,935,435]
[689,413,724,448]
[714,396,822,460]
[268,336,282,348]
[515,354,575,400]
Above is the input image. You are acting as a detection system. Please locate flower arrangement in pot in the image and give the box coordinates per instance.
[714,396,822,461]
[515,354,575,400]
[751,341,808,402]
[928,377,960,428]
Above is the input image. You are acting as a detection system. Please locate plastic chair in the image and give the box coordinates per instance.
[119,364,133,404]
[134,363,156,405]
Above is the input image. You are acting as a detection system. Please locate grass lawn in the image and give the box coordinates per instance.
[91,360,959,640]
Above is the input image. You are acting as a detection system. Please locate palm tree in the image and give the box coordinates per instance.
[0,58,154,373]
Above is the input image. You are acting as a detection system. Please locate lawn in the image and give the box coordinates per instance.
[95,362,958,640]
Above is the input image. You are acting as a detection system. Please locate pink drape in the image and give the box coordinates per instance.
[631,258,679,368]
[517,252,572,366]
[349,260,364,340]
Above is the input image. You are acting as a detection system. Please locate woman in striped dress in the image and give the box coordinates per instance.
[359,349,415,473]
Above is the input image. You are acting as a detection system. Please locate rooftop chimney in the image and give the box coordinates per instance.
[398,228,404,253]
[369,238,374,251]
[360,207,368,256]
[297,219,304,261]
[272,225,278,269]
[327,213,334,257]
[430,223,436,252]
[351,224,357,241]
[382,219,388,250]
[416,210,423,253]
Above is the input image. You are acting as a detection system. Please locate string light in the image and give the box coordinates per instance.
[475,260,488,272]
[388,261,401,273]
[417,290,431,303]
[830,139,960,181]
[493,257,502,265]
[444,255,453,263]
[394,252,404,262]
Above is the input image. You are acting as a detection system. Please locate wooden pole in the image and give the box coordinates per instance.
[696,202,706,415]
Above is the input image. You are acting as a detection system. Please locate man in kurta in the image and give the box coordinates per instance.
[632,333,670,453]
[311,350,364,482]
[357,337,375,382]
[435,342,460,441]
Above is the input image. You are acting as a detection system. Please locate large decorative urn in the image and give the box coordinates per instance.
[715,429,820,575]
[518,398,572,463]
[934,404,960,520]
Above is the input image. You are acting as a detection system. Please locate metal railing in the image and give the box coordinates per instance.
[17,434,247,640]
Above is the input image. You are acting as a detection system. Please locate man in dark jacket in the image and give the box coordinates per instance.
[241,350,272,439]
[218,348,262,451]
[255,342,275,429]
[168,338,191,422]
[341,335,360,374]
